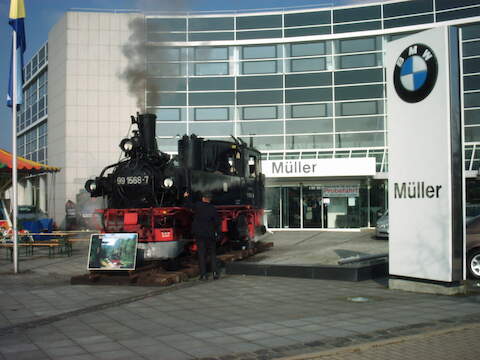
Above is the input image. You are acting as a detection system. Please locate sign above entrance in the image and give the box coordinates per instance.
[261,158,376,178]
[323,185,359,197]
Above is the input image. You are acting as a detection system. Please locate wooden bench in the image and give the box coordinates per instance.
[0,240,71,259]
[0,243,34,259]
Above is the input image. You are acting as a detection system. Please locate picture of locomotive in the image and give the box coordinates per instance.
[84,113,265,261]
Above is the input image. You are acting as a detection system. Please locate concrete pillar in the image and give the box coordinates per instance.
[39,175,47,213]
[24,179,33,206]
[17,180,26,205]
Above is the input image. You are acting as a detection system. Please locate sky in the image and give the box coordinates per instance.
[0,0,382,153]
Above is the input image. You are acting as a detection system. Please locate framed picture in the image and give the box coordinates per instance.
[87,233,138,270]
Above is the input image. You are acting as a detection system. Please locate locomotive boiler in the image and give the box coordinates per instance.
[85,113,265,261]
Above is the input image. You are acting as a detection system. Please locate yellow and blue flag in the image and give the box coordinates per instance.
[7,0,26,108]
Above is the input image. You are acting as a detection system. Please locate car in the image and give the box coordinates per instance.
[466,215,480,279]
[16,205,48,229]
[374,210,480,279]
[375,210,389,239]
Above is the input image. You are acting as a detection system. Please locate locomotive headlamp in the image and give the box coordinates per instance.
[119,138,134,153]
[85,179,97,193]
[163,178,174,188]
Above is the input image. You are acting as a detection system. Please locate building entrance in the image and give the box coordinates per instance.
[265,180,385,229]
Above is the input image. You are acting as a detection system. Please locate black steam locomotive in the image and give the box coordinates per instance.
[85,113,265,260]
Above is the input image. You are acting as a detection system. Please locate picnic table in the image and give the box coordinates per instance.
[0,231,75,259]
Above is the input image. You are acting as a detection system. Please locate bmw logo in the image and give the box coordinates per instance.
[393,43,438,103]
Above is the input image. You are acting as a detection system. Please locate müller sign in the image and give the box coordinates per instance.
[393,181,442,199]
[261,158,376,178]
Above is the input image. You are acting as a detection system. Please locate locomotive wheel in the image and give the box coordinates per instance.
[236,214,249,240]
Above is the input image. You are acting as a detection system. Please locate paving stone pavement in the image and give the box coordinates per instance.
[277,323,480,360]
[0,233,479,360]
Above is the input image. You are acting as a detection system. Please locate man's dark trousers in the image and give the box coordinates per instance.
[197,236,217,276]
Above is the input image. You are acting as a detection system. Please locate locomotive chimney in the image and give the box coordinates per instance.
[137,113,158,154]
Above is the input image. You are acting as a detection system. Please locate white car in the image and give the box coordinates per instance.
[375,211,388,239]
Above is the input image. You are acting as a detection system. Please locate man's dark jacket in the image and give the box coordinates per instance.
[186,199,220,239]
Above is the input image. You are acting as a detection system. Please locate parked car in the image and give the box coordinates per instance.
[375,211,480,278]
[375,210,389,239]
[16,205,48,229]
[466,215,480,279]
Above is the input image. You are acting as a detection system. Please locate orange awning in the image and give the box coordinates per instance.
[0,148,59,173]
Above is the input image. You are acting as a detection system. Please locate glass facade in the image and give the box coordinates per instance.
[17,43,48,164]
[139,0,480,228]
[147,37,386,161]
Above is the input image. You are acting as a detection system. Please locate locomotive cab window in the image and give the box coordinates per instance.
[248,155,257,177]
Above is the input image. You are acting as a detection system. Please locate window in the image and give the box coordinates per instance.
[336,100,383,116]
[242,45,277,59]
[242,106,278,120]
[237,75,283,89]
[190,122,234,136]
[284,11,331,27]
[290,104,328,118]
[290,42,326,57]
[189,32,234,41]
[147,63,184,76]
[335,116,384,132]
[242,61,278,74]
[286,135,333,149]
[286,73,331,88]
[286,88,332,103]
[189,92,235,106]
[146,47,181,61]
[334,68,383,85]
[333,5,381,23]
[238,121,283,135]
[335,85,384,101]
[237,91,283,105]
[194,47,229,61]
[194,63,229,76]
[290,58,326,72]
[383,0,433,17]
[189,17,233,31]
[336,132,384,148]
[338,37,378,53]
[248,155,257,177]
[156,108,182,121]
[156,123,187,136]
[337,54,380,69]
[286,119,333,134]
[236,15,282,30]
[147,78,186,91]
[237,30,282,40]
[147,18,186,32]
[147,93,186,106]
[189,77,235,91]
[194,108,230,121]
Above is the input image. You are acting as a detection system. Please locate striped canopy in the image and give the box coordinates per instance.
[0,148,59,173]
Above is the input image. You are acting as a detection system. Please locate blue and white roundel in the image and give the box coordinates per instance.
[393,43,438,103]
[399,56,428,92]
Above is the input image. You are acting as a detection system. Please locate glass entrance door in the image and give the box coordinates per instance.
[302,187,323,228]
[281,187,300,228]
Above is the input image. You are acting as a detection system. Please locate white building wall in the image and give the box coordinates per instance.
[48,11,139,226]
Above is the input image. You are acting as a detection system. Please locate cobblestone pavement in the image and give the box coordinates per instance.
[278,323,480,360]
[0,232,479,360]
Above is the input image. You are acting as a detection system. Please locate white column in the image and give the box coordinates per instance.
[39,175,47,212]
[24,179,33,205]
[17,179,26,205]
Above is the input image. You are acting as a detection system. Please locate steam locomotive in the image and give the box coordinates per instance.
[85,113,265,260]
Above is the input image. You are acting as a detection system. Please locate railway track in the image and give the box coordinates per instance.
[70,241,273,286]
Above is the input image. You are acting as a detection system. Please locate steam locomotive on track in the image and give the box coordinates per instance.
[85,113,265,260]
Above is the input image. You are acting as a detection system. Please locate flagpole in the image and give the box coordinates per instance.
[12,30,18,274]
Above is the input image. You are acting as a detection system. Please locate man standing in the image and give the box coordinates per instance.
[184,191,221,280]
